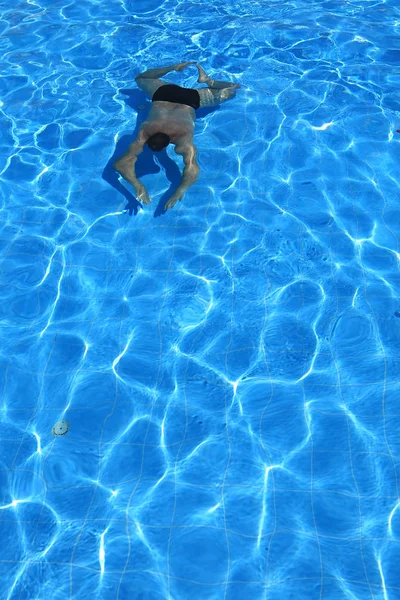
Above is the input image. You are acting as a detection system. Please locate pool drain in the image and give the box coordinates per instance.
[52,420,70,436]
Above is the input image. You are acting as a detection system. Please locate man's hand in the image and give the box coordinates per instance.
[174,61,196,72]
[137,184,152,205]
[165,191,184,211]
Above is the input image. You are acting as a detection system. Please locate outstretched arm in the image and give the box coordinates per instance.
[114,131,151,204]
[165,139,200,210]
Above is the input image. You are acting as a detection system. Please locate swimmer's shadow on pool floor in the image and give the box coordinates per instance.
[102,88,219,217]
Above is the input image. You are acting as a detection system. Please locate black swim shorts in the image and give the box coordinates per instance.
[152,84,201,110]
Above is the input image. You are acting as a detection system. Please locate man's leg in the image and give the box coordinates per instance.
[135,62,195,98]
[196,64,240,107]
[197,87,238,107]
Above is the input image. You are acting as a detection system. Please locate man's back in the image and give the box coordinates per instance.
[141,100,195,146]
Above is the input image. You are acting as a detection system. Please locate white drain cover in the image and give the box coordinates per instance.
[52,420,70,436]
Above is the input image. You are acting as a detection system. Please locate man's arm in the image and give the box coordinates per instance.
[165,140,200,210]
[114,131,151,204]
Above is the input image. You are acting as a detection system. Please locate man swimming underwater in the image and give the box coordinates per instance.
[114,62,240,211]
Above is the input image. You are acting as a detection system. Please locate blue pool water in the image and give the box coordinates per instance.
[1,0,400,598]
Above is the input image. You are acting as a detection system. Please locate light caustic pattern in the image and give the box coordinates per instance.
[1,0,400,598]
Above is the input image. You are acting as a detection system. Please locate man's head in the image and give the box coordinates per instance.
[146,132,170,152]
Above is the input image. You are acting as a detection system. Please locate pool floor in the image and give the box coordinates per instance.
[0,0,400,598]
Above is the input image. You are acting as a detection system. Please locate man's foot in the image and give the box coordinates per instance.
[196,63,211,84]
[175,61,196,72]
[196,64,241,89]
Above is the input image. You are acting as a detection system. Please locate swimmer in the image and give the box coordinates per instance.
[114,62,240,210]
